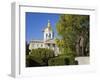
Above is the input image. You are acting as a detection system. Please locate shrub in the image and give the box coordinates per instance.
[30,48,54,59]
[26,48,55,67]
[48,57,65,66]
[26,55,46,67]
[48,54,75,66]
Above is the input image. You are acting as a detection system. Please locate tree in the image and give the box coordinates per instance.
[56,14,89,56]
[26,41,30,55]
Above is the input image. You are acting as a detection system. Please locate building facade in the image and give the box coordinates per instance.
[29,20,59,56]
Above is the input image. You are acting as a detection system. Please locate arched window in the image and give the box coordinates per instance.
[49,33,51,38]
[46,33,48,38]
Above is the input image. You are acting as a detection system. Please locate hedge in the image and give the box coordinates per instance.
[48,55,75,66]
[30,48,55,59]
[26,48,77,67]
[26,48,55,67]
[26,55,46,67]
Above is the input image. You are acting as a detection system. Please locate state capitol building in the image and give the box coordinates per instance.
[29,20,59,56]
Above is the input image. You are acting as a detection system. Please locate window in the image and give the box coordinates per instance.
[32,44,34,47]
[37,44,38,47]
[46,33,48,38]
[53,44,55,47]
[49,33,51,38]
[41,44,43,47]
[48,44,50,47]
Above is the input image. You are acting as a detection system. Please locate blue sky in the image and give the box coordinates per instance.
[26,12,60,43]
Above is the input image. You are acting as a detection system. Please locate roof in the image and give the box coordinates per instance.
[30,39,55,44]
[30,40,44,43]
[44,39,55,44]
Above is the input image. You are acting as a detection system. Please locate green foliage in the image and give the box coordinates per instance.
[48,54,75,66]
[26,41,30,55]
[26,48,76,67]
[48,57,66,66]
[26,48,55,67]
[30,48,54,59]
[26,55,46,67]
[56,14,89,56]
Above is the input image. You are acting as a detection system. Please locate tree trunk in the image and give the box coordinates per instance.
[79,36,84,56]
